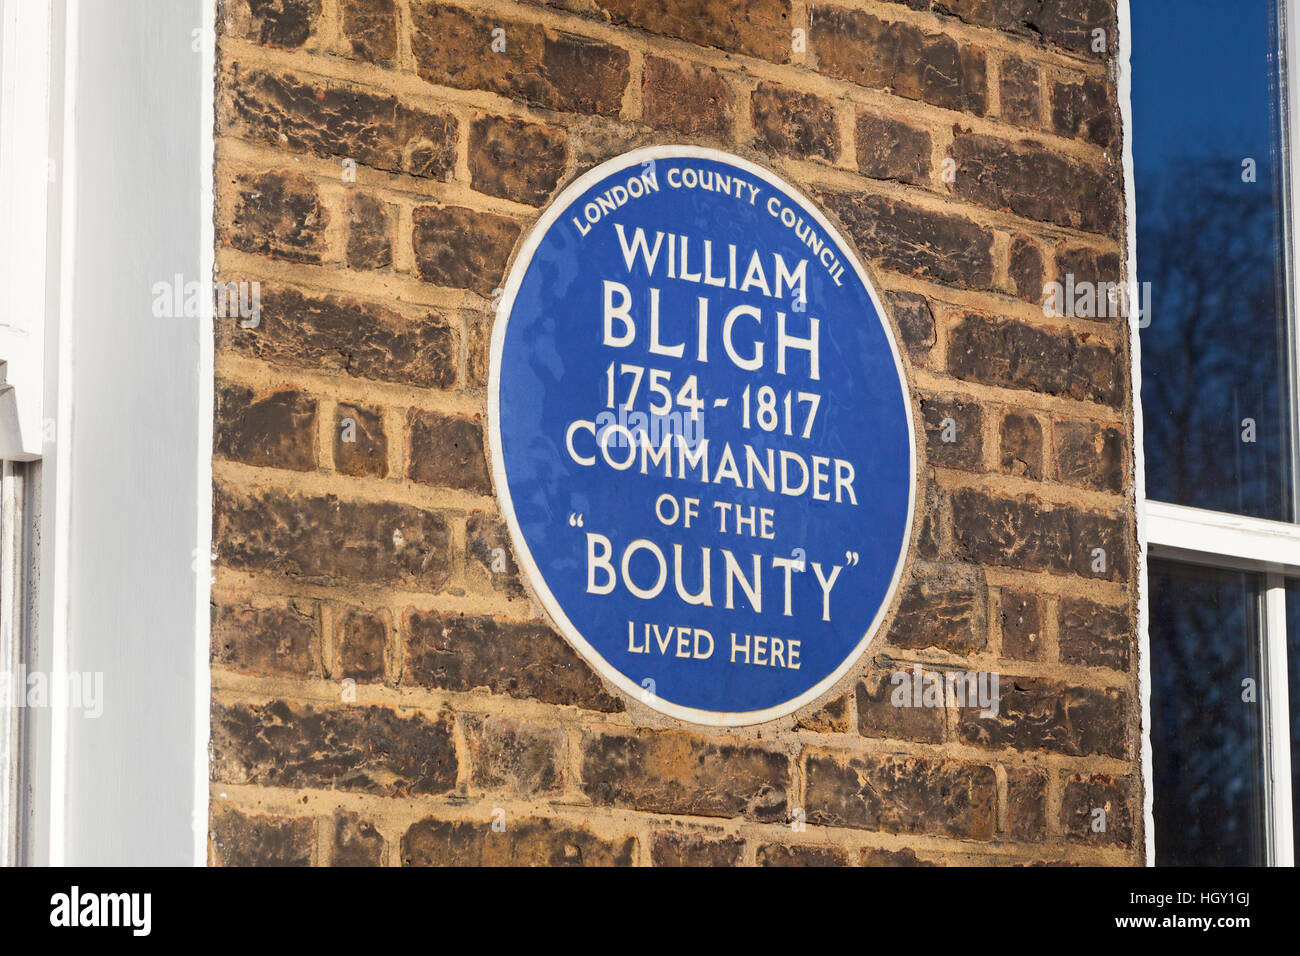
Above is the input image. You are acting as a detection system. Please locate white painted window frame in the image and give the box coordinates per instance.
[1124,0,1300,868]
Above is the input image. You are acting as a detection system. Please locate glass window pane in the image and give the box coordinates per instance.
[1132,0,1295,520]
[1149,559,1267,864]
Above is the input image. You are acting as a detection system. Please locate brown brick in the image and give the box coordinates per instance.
[855,110,931,186]
[215,484,453,588]
[221,169,328,263]
[210,806,315,866]
[465,512,523,597]
[1008,235,1044,303]
[409,4,629,116]
[649,831,744,866]
[228,0,321,49]
[817,189,995,291]
[1051,75,1114,147]
[332,810,386,866]
[856,666,945,743]
[751,82,839,161]
[211,699,458,796]
[333,403,388,479]
[1053,242,1123,318]
[581,730,788,821]
[463,714,565,796]
[1058,596,1130,670]
[922,394,983,472]
[886,561,987,653]
[1006,767,1047,842]
[465,309,491,389]
[757,843,848,866]
[1053,418,1123,492]
[999,55,1041,128]
[340,0,397,63]
[218,285,458,391]
[406,409,491,494]
[999,411,1043,480]
[212,597,321,679]
[860,846,938,866]
[595,0,792,62]
[916,471,948,559]
[401,610,624,712]
[885,290,936,366]
[999,588,1043,661]
[215,383,318,471]
[796,694,851,733]
[935,0,1116,58]
[334,605,389,681]
[804,751,997,840]
[642,56,734,138]
[957,676,1127,758]
[949,132,1120,236]
[412,205,521,296]
[1060,773,1133,846]
[948,312,1124,407]
[950,487,1128,580]
[221,65,456,178]
[469,115,568,206]
[346,192,394,271]
[402,815,636,866]
[812,7,987,114]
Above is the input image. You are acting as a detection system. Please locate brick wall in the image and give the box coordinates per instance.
[209,0,1138,866]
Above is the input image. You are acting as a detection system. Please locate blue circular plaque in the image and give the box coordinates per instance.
[489,146,915,725]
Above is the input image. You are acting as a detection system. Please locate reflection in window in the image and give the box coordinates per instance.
[1133,0,1294,520]
[1149,560,1266,864]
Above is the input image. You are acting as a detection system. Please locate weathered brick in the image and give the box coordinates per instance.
[796,694,851,733]
[999,55,1041,128]
[1008,235,1044,303]
[221,169,328,263]
[934,0,1116,58]
[406,409,491,494]
[860,846,938,866]
[804,751,997,840]
[465,308,491,389]
[581,730,788,821]
[1053,242,1123,317]
[469,115,568,206]
[642,56,734,138]
[885,290,936,365]
[1053,418,1123,492]
[999,411,1043,479]
[999,588,1043,661]
[333,403,388,479]
[1060,773,1132,846]
[856,666,945,743]
[211,699,458,796]
[409,4,629,116]
[948,312,1124,407]
[812,7,987,114]
[227,0,321,49]
[751,82,839,161]
[950,487,1128,580]
[957,676,1127,758]
[215,484,453,588]
[346,192,394,271]
[757,843,848,866]
[215,383,318,471]
[217,285,458,390]
[650,830,744,866]
[1058,596,1130,670]
[886,561,988,653]
[817,189,995,290]
[332,810,385,866]
[595,0,792,62]
[855,110,932,186]
[401,610,624,712]
[221,65,457,178]
[922,394,983,472]
[949,132,1120,235]
[402,815,636,866]
[916,471,948,559]
[1006,767,1047,842]
[463,714,565,795]
[1051,75,1115,147]
[334,605,389,681]
[340,0,397,63]
[212,596,321,678]
[210,806,314,866]
[412,205,522,296]
[465,512,523,597]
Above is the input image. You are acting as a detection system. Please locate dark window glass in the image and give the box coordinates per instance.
[1132,0,1294,520]
[1149,560,1267,864]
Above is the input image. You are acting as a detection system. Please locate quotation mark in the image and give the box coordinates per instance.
[844,551,859,566]
[568,513,584,527]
